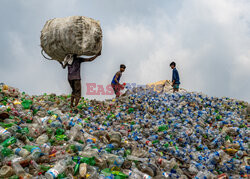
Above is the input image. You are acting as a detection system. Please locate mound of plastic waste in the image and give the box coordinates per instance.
[0,83,249,179]
[146,80,187,93]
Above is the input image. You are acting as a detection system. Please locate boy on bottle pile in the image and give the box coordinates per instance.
[170,61,180,93]
[111,64,126,98]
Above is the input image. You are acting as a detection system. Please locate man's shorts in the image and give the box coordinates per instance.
[111,83,121,97]
[68,79,81,98]
[173,84,179,89]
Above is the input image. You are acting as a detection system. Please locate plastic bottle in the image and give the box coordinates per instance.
[0,126,11,141]
[137,163,155,177]
[13,148,30,158]
[0,136,16,147]
[235,150,244,159]
[40,143,51,154]
[45,156,72,179]
[130,168,152,179]
[0,165,14,178]
[36,134,49,145]
[68,124,81,142]
[79,163,87,178]
[12,161,26,176]
[23,145,41,161]
[30,160,41,172]
[86,165,99,179]
[35,116,49,126]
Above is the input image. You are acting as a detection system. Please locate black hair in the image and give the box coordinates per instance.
[170,62,176,67]
[120,64,126,69]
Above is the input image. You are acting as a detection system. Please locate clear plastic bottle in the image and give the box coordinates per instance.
[235,150,244,159]
[79,163,87,178]
[28,147,41,161]
[110,156,124,170]
[36,134,49,145]
[35,116,49,126]
[68,124,81,142]
[130,168,152,179]
[45,156,72,179]
[0,165,14,178]
[13,148,30,158]
[30,160,41,170]
[0,126,11,141]
[12,161,25,176]
[40,143,51,154]
[86,165,98,179]
[137,163,155,177]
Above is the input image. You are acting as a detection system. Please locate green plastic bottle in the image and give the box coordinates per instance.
[73,161,80,175]
[58,173,67,179]
[55,128,65,135]
[55,134,68,141]
[125,149,131,156]
[21,100,33,109]
[46,127,53,135]
[23,145,39,152]
[9,175,19,179]
[79,156,96,166]
[158,125,168,132]
[128,108,134,113]
[0,122,14,128]
[0,137,16,147]
[40,165,51,172]
[114,172,128,179]
[101,168,112,176]
[16,127,29,134]
[1,147,13,157]
[164,143,169,148]
[152,140,159,144]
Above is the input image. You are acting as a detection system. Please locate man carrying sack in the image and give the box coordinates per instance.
[61,51,101,108]
[40,16,103,108]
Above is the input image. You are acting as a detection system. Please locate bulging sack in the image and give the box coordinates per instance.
[40,16,102,61]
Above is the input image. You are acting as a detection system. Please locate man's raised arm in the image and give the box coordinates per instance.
[79,51,101,62]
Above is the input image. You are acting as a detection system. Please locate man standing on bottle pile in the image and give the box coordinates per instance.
[61,51,101,108]
[170,61,180,93]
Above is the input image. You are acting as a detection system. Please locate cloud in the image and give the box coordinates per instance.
[0,0,249,102]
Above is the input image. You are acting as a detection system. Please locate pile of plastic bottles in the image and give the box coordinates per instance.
[0,83,249,179]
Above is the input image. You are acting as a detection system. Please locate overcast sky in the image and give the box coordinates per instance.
[0,0,250,102]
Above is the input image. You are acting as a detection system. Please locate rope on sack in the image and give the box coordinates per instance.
[41,50,53,60]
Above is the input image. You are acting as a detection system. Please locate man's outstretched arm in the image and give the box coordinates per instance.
[79,51,101,62]
[59,61,66,69]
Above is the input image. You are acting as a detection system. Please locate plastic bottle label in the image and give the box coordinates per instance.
[41,143,50,149]
[162,172,169,177]
[47,169,59,179]
[40,117,48,123]
[143,174,152,179]
[158,158,163,165]
[31,147,41,153]
[0,129,8,135]
[12,157,22,163]
[15,148,21,155]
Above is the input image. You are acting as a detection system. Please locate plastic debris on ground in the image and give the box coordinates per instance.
[0,82,249,179]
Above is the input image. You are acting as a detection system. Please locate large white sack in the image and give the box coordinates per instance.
[40,16,102,62]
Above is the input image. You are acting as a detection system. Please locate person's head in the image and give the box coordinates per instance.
[170,61,176,69]
[120,64,126,72]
